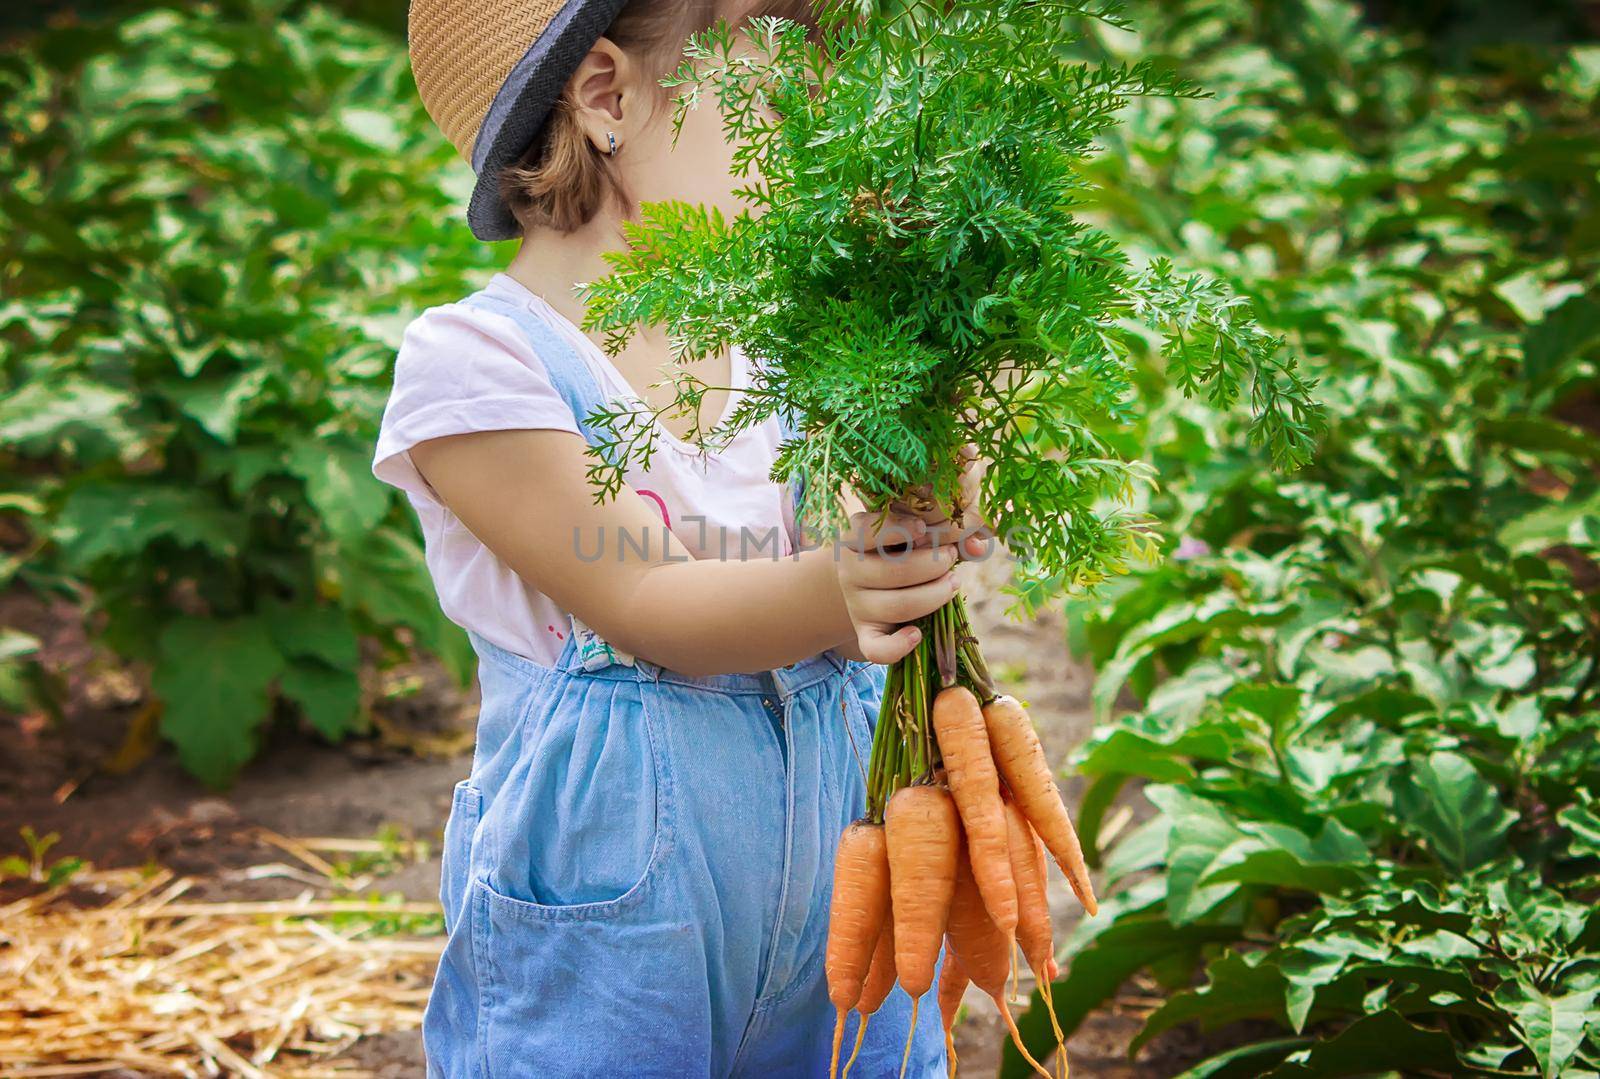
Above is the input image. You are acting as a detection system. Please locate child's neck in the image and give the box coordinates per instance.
[505,213,733,441]
[505,215,621,337]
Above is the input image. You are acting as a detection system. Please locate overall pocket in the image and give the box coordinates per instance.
[475,677,672,917]
[469,684,707,1078]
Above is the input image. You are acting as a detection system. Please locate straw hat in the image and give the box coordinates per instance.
[409,0,630,241]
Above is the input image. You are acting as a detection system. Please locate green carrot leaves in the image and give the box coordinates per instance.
[580,0,1319,608]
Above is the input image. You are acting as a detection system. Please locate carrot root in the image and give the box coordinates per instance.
[842,1013,869,1079]
[858,916,898,1016]
[983,696,1099,916]
[937,947,970,1074]
[1040,975,1067,1079]
[999,997,1053,1079]
[886,786,962,998]
[933,686,1018,933]
[827,821,892,1014]
[899,997,921,1079]
[830,1006,847,1079]
[1010,938,1020,1005]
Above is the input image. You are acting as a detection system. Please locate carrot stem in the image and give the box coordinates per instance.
[871,586,999,815]
[935,600,958,687]
[867,670,896,821]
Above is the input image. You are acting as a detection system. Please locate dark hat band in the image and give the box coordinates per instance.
[467,0,630,241]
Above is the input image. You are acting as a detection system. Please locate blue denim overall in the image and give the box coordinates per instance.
[423,290,947,1078]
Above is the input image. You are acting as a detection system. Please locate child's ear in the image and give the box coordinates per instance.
[568,37,638,154]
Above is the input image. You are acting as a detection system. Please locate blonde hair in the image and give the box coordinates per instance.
[500,0,815,234]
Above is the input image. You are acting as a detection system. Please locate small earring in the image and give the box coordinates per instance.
[605,131,617,156]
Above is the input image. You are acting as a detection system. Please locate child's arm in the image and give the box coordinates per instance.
[410,428,959,676]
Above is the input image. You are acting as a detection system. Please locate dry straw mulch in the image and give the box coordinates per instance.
[0,850,443,1078]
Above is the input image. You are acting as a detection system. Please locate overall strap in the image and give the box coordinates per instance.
[776,404,807,533]
[460,290,614,453]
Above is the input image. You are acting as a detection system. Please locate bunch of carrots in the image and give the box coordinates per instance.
[825,645,1098,1079]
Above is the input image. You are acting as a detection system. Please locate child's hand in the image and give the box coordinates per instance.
[836,510,962,664]
[888,444,991,545]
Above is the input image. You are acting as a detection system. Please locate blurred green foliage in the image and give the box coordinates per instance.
[1006,1,1600,1075]
[2,0,405,38]
[0,0,495,785]
[1367,0,1599,62]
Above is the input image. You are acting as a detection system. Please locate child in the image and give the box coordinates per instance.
[379,1,974,1074]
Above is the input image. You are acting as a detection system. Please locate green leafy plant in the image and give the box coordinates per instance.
[0,827,87,888]
[327,825,433,885]
[579,0,1317,817]
[317,891,446,937]
[1003,2,1600,1074]
[0,0,494,784]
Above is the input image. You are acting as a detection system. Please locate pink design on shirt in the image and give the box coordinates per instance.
[635,488,671,527]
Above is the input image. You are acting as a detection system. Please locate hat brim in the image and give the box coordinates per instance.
[466,0,631,242]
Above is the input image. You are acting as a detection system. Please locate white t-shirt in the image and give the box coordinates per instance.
[373,273,795,666]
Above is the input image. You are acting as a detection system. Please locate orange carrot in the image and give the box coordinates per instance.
[1003,798,1053,981]
[841,917,897,1079]
[932,686,1018,935]
[1005,798,1070,1075]
[885,784,962,999]
[826,820,891,1079]
[982,695,1098,915]
[945,854,1053,1079]
[859,915,898,1015]
[938,949,969,1078]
